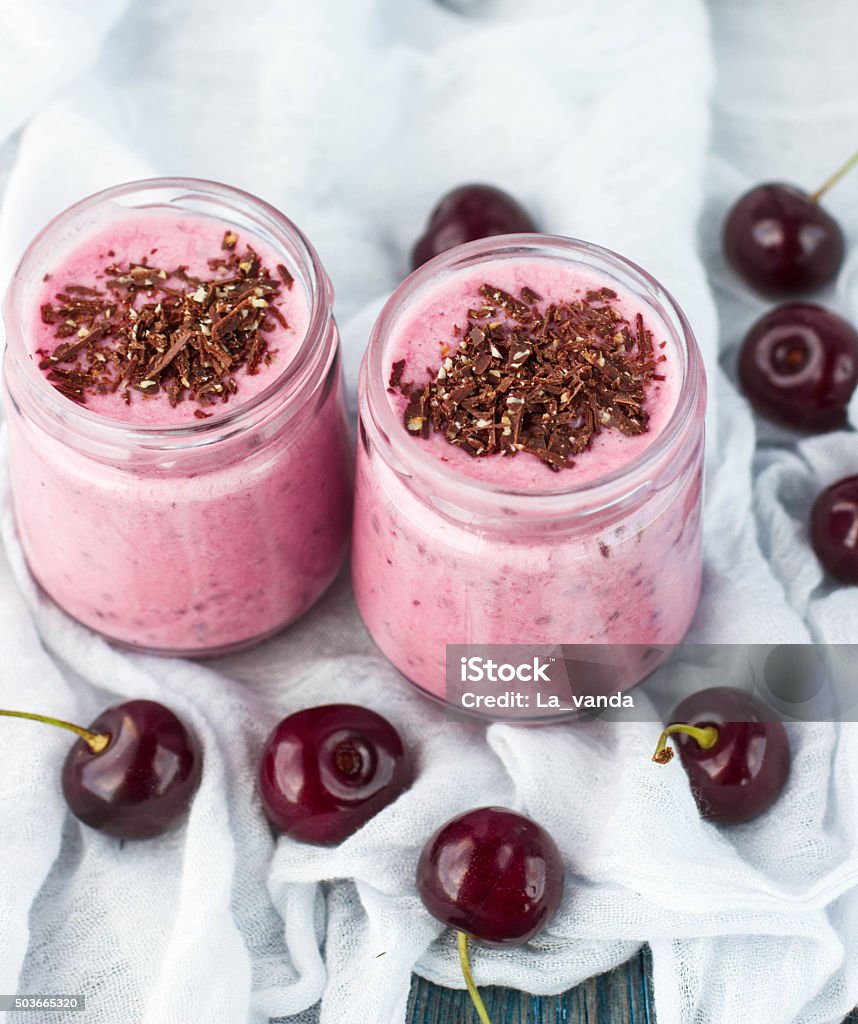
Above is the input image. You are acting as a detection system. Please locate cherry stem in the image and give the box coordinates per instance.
[809,148,858,204]
[0,709,110,754]
[652,722,719,765]
[457,931,492,1024]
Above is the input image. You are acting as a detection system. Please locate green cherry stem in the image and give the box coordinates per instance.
[652,723,719,765]
[809,148,858,204]
[457,931,492,1024]
[0,709,110,754]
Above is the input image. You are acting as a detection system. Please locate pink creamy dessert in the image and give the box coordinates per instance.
[352,238,706,703]
[3,182,352,653]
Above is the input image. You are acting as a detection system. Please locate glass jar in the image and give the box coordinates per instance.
[2,178,352,655]
[352,235,707,703]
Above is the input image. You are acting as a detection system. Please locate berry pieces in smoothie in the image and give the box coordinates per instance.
[37,231,291,411]
[391,284,665,471]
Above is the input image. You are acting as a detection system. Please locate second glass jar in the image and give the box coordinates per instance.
[352,235,707,704]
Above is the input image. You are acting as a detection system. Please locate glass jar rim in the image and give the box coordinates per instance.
[2,177,333,449]
[361,233,706,512]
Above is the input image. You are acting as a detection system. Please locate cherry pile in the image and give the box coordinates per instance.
[2,679,800,1024]
[727,151,858,430]
[724,151,858,585]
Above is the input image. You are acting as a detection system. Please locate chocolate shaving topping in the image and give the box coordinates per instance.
[393,282,663,472]
[388,359,406,392]
[38,233,294,408]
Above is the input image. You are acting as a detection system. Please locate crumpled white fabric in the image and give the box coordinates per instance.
[0,1,857,1023]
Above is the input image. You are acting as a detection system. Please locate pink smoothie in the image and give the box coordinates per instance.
[352,252,705,702]
[5,204,352,653]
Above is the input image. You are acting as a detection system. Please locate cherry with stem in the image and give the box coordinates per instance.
[724,148,858,296]
[0,700,202,839]
[651,687,790,824]
[417,806,564,1024]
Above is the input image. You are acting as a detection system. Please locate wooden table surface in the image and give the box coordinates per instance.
[405,950,858,1024]
[286,950,858,1023]
[406,950,653,1024]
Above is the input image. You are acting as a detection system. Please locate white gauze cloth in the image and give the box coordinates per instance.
[0,1,857,1022]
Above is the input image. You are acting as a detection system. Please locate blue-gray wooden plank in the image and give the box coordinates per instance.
[280,949,858,1022]
[406,948,653,1024]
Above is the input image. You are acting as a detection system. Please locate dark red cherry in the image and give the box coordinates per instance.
[723,184,844,295]
[259,704,412,844]
[411,184,537,269]
[416,806,564,946]
[811,475,858,583]
[60,700,202,839]
[653,687,790,824]
[737,303,858,431]
[0,701,201,839]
